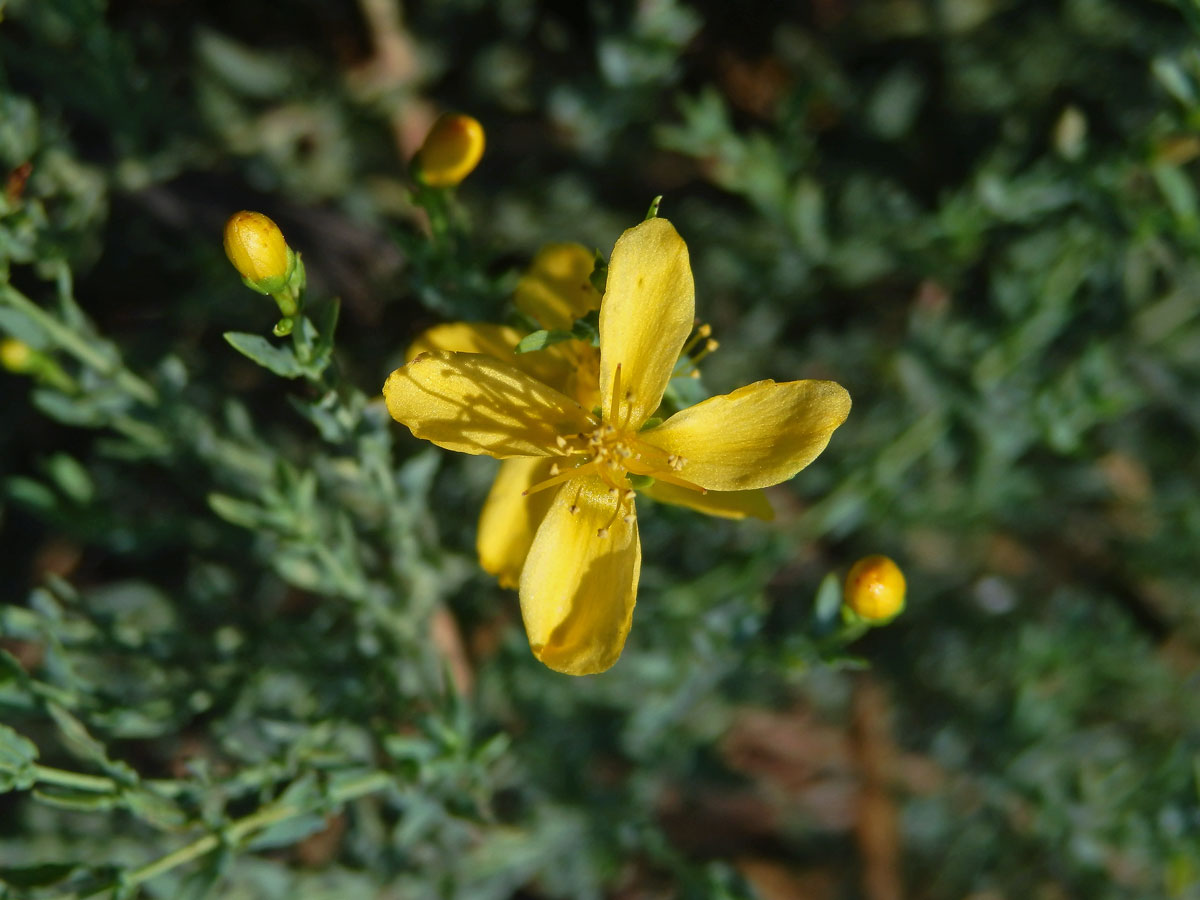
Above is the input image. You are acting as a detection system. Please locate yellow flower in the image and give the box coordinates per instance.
[223,211,292,292]
[384,218,851,674]
[412,113,485,188]
[844,555,906,622]
[405,242,773,591]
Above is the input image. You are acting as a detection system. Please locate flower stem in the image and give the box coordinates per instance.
[0,283,158,407]
[43,771,392,899]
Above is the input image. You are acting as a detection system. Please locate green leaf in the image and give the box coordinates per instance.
[246,812,330,851]
[124,787,188,829]
[813,572,843,628]
[0,862,79,889]
[208,493,264,529]
[223,332,305,379]
[0,723,38,792]
[32,787,121,811]
[46,703,137,783]
[569,316,599,345]
[311,299,340,369]
[45,453,94,504]
[589,249,608,294]
[514,329,574,353]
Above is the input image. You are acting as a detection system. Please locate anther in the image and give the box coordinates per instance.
[622,514,636,524]
[691,338,719,367]
[569,504,580,515]
[681,322,713,358]
[549,463,561,476]
[596,527,609,538]
[555,435,568,449]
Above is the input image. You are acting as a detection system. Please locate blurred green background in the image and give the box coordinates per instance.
[2,0,1199,897]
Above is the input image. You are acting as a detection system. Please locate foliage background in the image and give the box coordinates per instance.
[2,0,1199,897]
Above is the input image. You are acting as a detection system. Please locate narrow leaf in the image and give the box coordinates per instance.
[223,332,305,379]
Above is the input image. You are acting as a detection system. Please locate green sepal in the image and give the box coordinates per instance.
[242,247,297,297]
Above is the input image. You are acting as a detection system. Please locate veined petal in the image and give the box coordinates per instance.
[641,379,851,490]
[383,351,596,458]
[515,243,602,331]
[641,480,774,521]
[519,476,641,675]
[406,321,576,393]
[599,218,695,429]
[477,458,557,589]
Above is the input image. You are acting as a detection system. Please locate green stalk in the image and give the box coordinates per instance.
[0,284,158,407]
[44,771,392,900]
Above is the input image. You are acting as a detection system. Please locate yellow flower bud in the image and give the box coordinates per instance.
[223,211,292,291]
[844,555,906,622]
[0,337,35,374]
[413,113,485,188]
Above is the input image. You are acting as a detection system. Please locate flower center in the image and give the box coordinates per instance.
[522,363,706,537]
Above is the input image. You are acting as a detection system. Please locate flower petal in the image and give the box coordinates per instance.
[383,351,596,458]
[477,457,558,589]
[599,218,695,429]
[406,321,576,392]
[519,476,641,675]
[641,481,774,521]
[514,243,602,331]
[641,379,851,490]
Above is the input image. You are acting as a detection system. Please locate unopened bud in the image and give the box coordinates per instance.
[413,113,485,188]
[844,555,906,622]
[223,211,293,293]
[0,337,35,374]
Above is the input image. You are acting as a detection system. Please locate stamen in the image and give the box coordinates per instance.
[679,327,720,379]
[680,322,713,358]
[646,469,707,495]
[689,338,719,369]
[524,464,588,497]
[595,490,626,538]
